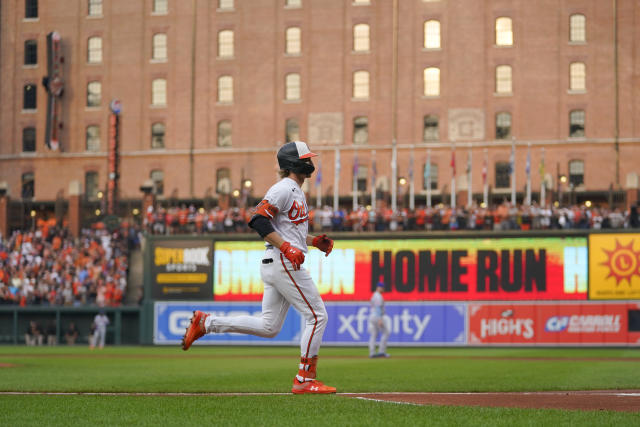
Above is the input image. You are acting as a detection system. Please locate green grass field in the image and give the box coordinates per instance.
[1,346,639,426]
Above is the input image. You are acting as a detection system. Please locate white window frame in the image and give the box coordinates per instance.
[353,23,370,52]
[218,30,234,58]
[151,78,167,106]
[353,70,369,99]
[495,17,513,46]
[495,65,512,94]
[285,27,301,55]
[285,73,301,101]
[218,76,233,103]
[87,36,102,63]
[424,20,441,49]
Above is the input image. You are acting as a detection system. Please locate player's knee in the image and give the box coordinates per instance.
[263,322,282,338]
[314,308,328,329]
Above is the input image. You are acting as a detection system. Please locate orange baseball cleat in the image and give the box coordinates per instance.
[291,378,337,394]
[181,310,209,351]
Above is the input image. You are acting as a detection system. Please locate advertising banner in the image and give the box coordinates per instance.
[589,233,640,300]
[468,302,640,345]
[322,303,466,345]
[151,239,214,300]
[213,237,587,301]
[153,302,302,345]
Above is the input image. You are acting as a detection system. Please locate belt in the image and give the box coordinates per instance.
[265,244,274,249]
[262,258,273,264]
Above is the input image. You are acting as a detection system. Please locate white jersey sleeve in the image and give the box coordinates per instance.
[369,292,384,319]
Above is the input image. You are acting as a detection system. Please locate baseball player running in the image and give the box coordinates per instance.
[369,281,390,358]
[181,141,336,394]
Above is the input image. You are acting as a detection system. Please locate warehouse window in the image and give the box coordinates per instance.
[217,120,232,147]
[23,84,37,110]
[85,172,99,201]
[569,14,586,42]
[569,110,585,138]
[423,115,439,141]
[25,0,38,18]
[87,81,101,107]
[216,168,231,195]
[356,165,368,192]
[285,73,301,101]
[22,173,35,199]
[87,36,102,63]
[86,125,101,151]
[285,118,299,143]
[424,20,441,49]
[218,76,233,103]
[495,17,513,46]
[88,0,103,16]
[285,0,301,7]
[24,40,38,65]
[495,65,512,94]
[495,162,510,188]
[150,170,164,195]
[152,78,167,106]
[218,0,233,10]
[22,127,36,152]
[153,0,168,14]
[152,33,167,60]
[151,122,165,149]
[423,163,438,190]
[353,24,370,52]
[353,70,369,99]
[218,30,234,58]
[423,67,440,96]
[353,116,368,145]
[495,112,511,140]
[569,62,585,91]
[568,160,584,187]
[286,27,301,55]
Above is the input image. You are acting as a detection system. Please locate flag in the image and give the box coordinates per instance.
[482,154,487,185]
[371,156,377,187]
[466,152,471,175]
[525,147,531,178]
[539,149,545,178]
[335,149,341,173]
[450,148,456,176]
[424,162,431,181]
[315,159,322,186]
[353,154,359,175]
[409,156,414,180]
[508,141,515,175]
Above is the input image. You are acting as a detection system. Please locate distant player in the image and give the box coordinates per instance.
[90,310,110,350]
[369,281,390,358]
[181,141,336,394]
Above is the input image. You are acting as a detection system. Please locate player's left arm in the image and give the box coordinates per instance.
[308,233,334,257]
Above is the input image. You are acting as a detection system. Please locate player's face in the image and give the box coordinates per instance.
[302,158,314,177]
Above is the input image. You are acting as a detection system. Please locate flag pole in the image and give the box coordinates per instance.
[391,139,398,212]
[352,150,358,211]
[409,150,415,211]
[451,143,456,209]
[525,142,532,206]
[510,137,516,205]
[426,148,432,208]
[467,147,472,208]
[483,148,488,207]
[333,145,340,212]
[371,150,377,212]
[540,147,546,207]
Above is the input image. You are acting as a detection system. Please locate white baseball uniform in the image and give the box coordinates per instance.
[204,177,328,359]
[368,291,390,356]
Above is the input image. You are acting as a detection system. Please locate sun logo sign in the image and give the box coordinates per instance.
[600,239,640,286]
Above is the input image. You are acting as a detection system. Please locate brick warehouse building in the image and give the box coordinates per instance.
[0,0,639,234]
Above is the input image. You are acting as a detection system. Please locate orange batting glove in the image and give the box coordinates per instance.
[312,234,334,257]
[280,241,305,270]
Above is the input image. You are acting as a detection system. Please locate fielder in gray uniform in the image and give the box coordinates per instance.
[369,282,390,358]
[90,310,110,350]
[181,141,336,394]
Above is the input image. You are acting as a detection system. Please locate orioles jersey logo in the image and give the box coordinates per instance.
[288,200,309,225]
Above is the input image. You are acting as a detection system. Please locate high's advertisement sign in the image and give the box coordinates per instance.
[589,233,640,300]
[151,240,214,300]
[468,302,640,345]
[213,238,588,301]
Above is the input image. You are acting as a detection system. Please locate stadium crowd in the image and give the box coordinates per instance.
[143,202,640,235]
[0,220,139,307]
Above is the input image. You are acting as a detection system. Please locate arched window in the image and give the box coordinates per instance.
[569,14,586,42]
[423,115,438,141]
[569,110,585,138]
[22,127,36,152]
[495,162,510,188]
[88,0,103,16]
[218,76,233,102]
[218,0,234,10]
[495,65,512,93]
[353,116,368,145]
[353,24,370,52]
[285,73,301,100]
[423,163,438,190]
[151,122,165,149]
[285,118,299,143]
[218,30,234,58]
[568,160,584,187]
[353,70,369,99]
[87,36,102,63]
[150,170,164,195]
[24,40,37,65]
[569,62,585,91]
[22,173,35,199]
[216,168,231,195]
[153,0,168,14]
[424,20,441,49]
[25,0,38,18]
[152,33,167,60]
[495,17,513,46]
[217,120,232,147]
[495,112,511,139]
[423,67,440,96]
[87,81,101,107]
[23,84,37,109]
[86,125,100,151]
[152,78,167,106]
[285,27,301,54]
[85,171,99,201]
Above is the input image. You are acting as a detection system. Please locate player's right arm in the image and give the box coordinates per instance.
[248,199,305,270]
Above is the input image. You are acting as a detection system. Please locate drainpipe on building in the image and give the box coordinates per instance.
[613,0,620,189]
[189,0,198,198]
[390,0,399,212]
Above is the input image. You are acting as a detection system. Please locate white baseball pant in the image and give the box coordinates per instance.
[368,317,390,356]
[206,247,328,358]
